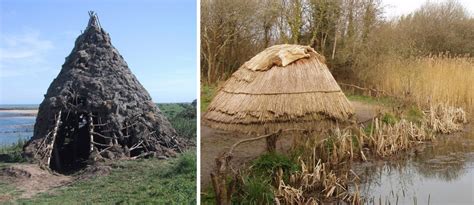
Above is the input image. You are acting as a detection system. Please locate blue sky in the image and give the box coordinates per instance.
[0,0,197,104]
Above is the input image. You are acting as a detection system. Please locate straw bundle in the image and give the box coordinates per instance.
[204,44,354,134]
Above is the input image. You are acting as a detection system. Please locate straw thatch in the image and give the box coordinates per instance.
[203,44,354,134]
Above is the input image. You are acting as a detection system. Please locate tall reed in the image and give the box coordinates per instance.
[371,55,474,112]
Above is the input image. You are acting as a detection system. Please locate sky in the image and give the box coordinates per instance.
[382,0,474,18]
[0,0,197,104]
[1,0,473,104]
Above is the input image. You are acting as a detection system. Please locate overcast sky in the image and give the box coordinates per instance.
[0,0,196,104]
[382,0,474,18]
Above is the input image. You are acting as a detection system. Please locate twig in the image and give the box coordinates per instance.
[129,140,144,151]
[130,151,154,159]
[91,141,113,147]
[91,131,115,139]
[339,83,391,97]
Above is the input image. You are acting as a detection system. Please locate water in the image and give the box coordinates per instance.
[0,105,37,146]
[352,126,474,204]
[0,104,38,110]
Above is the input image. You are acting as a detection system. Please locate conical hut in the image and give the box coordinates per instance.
[203,44,354,134]
[23,12,185,173]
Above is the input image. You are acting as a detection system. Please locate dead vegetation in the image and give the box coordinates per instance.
[425,103,468,134]
[208,103,467,204]
[374,56,474,113]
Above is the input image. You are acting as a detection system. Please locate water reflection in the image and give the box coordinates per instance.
[352,126,474,204]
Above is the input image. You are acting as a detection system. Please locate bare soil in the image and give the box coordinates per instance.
[200,100,381,188]
[0,164,73,199]
[0,162,116,202]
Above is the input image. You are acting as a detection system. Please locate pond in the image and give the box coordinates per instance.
[352,125,474,204]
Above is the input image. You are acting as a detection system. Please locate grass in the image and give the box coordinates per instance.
[237,176,274,204]
[0,138,27,163]
[17,151,197,204]
[158,103,197,140]
[406,106,424,124]
[0,102,197,203]
[381,112,398,125]
[201,84,217,112]
[250,152,299,179]
[221,153,299,204]
[158,103,187,118]
[0,182,22,201]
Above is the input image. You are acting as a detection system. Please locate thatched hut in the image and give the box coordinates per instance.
[23,12,185,173]
[203,44,354,134]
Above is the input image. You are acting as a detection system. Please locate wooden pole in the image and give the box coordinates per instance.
[46,110,62,169]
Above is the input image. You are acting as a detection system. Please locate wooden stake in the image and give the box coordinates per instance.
[46,110,62,168]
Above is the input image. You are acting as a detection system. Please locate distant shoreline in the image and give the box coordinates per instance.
[0,108,38,111]
[0,109,38,116]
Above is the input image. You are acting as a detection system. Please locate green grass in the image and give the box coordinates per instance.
[17,151,197,204]
[0,182,22,201]
[406,106,424,124]
[0,103,197,203]
[170,117,197,140]
[158,103,197,140]
[201,84,217,112]
[0,139,27,163]
[250,152,299,179]
[203,152,298,204]
[158,103,187,119]
[381,112,398,125]
[237,176,274,204]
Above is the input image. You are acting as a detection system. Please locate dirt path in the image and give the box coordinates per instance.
[0,164,73,200]
[200,100,381,188]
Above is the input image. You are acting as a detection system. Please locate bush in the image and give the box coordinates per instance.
[382,112,398,125]
[406,106,424,124]
[169,151,196,175]
[0,139,27,163]
[251,152,299,178]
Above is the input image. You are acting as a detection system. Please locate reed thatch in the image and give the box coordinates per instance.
[203,44,354,134]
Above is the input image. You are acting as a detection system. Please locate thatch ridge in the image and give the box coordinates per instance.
[203,44,353,134]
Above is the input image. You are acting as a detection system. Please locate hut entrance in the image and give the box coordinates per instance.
[50,112,91,174]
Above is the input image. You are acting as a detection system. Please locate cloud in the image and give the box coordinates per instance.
[0,30,54,77]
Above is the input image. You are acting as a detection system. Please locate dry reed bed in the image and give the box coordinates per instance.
[275,158,359,204]
[425,103,468,134]
[273,103,467,204]
[373,56,474,112]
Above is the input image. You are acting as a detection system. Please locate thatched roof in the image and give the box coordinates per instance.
[203,44,354,134]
